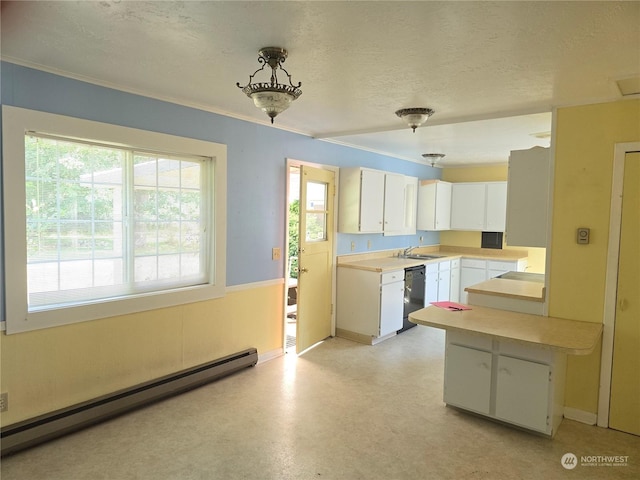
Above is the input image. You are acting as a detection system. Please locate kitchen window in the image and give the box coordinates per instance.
[2,106,227,334]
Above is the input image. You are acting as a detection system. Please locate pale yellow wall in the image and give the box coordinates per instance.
[0,283,285,426]
[440,165,546,273]
[550,99,640,414]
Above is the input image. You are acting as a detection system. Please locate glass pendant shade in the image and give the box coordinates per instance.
[237,47,302,124]
[395,107,435,132]
[250,90,294,121]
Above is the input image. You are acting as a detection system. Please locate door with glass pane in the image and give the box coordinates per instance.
[297,165,335,353]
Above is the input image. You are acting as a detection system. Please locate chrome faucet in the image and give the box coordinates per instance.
[402,246,417,257]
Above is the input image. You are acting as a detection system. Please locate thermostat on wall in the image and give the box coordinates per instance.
[577,227,590,244]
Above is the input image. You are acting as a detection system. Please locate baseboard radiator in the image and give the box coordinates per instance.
[1,347,258,456]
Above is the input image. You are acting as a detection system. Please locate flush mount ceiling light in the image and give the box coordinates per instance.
[237,47,302,124]
[422,153,445,167]
[395,107,435,132]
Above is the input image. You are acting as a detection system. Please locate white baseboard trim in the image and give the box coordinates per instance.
[257,348,284,364]
[564,407,598,425]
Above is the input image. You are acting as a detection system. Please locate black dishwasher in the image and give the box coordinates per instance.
[399,265,425,333]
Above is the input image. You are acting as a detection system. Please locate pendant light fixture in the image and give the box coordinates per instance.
[395,107,435,132]
[237,47,302,124]
[422,153,445,167]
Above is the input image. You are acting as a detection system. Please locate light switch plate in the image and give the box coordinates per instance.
[577,228,590,244]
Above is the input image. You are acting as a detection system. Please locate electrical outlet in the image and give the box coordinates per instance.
[351,241,356,251]
[272,247,281,260]
[0,392,8,412]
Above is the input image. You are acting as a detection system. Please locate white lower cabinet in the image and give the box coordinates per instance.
[425,260,452,306]
[444,344,492,414]
[379,275,405,337]
[336,267,404,344]
[450,258,461,303]
[444,330,566,436]
[459,258,527,303]
[495,355,550,432]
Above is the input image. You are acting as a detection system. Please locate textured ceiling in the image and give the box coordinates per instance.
[1,1,639,166]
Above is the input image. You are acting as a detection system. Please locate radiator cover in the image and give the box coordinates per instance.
[1,347,258,456]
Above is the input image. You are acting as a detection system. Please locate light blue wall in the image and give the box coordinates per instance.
[1,62,440,287]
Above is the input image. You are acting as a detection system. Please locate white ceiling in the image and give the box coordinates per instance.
[1,1,639,167]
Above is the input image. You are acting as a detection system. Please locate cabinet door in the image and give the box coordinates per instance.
[437,260,451,301]
[438,270,451,301]
[444,344,492,414]
[460,261,487,303]
[451,183,486,230]
[435,181,452,230]
[495,355,550,432]
[379,280,404,337]
[485,182,507,232]
[360,169,385,232]
[402,176,418,234]
[450,259,461,303]
[417,180,451,231]
[383,173,405,233]
[425,263,439,306]
[506,147,550,247]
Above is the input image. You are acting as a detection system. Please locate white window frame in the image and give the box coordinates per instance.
[2,106,227,334]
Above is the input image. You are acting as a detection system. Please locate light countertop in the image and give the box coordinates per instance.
[465,278,545,302]
[338,247,528,273]
[337,256,449,272]
[409,305,602,355]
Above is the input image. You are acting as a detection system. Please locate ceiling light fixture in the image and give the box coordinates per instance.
[422,153,445,168]
[395,107,435,132]
[237,47,302,124]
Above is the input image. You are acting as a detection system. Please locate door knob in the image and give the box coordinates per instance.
[299,267,309,274]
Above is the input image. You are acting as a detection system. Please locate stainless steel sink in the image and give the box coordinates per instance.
[404,254,444,260]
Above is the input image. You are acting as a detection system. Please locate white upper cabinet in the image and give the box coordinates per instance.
[338,167,385,233]
[417,180,452,231]
[382,172,406,234]
[506,147,551,247]
[451,182,507,232]
[338,167,418,234]
[451,183,487,230]
[386,175,419,236]
[485,182,508,231]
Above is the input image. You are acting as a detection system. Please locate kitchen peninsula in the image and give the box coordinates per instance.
[409,304,602,437]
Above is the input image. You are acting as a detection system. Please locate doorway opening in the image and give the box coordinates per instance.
[285,165,300,353]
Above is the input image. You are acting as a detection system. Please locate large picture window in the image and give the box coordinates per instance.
[26,134,210,309]
[2,107,227,333]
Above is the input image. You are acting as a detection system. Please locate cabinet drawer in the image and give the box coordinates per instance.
[461,258,487,269]
[499,342,554,364]
[381,270,404,285]
[447,330,493,351]
[487,260,517,272]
